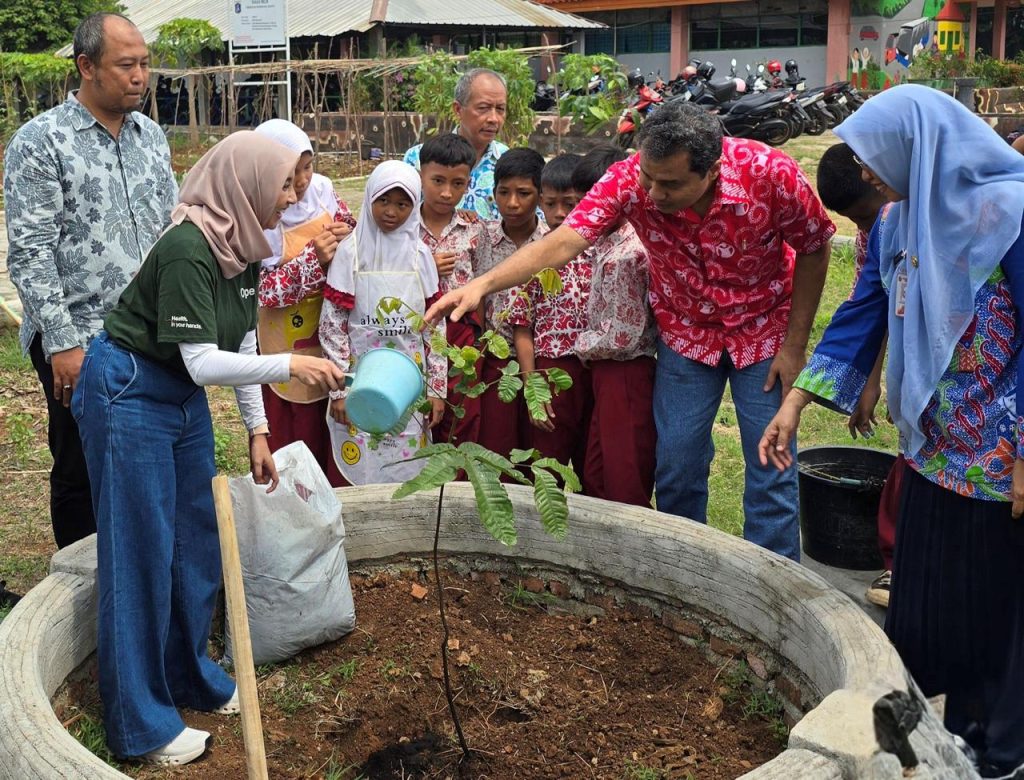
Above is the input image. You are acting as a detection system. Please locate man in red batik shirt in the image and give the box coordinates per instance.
[425,102,835,561]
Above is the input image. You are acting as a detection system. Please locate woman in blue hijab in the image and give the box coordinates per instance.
[759,84,1024,776]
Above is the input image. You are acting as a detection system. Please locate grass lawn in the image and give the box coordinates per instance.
[0,130,890,605]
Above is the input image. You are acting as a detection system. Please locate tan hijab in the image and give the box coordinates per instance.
[170,131,299,279]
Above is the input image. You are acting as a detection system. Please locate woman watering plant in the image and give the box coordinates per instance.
[759,85,1024,777]
[72,131,344,766]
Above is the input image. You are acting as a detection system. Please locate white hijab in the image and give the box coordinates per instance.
[326,160,438,298]
[254,119,339,265]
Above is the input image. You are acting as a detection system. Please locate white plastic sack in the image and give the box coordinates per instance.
[225,441,355,666]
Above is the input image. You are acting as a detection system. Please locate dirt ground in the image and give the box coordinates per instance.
[56,566,786,780]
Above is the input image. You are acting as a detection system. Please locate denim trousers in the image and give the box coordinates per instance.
[653,340,800,561]
[72,333,235,756]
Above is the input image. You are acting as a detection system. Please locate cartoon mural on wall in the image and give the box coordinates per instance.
[849,0,968,89]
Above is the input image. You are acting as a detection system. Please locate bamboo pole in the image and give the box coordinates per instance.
[211,475,268,780]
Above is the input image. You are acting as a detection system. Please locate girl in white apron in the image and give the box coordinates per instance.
[319,161,447,485]
[253,119,356,486]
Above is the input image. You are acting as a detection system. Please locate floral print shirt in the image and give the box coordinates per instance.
[509,254,592,359]
[563,138,835,369]
[403,132,508,220]
[479,219,549,342]
[418,212,491,296]
[575,222,656,363]
[258,195,357,308]
[3,92,177,356]
[795,219,1024,501]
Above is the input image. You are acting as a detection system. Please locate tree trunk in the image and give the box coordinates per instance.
[187,74,199,146]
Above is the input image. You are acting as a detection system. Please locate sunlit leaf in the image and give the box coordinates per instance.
[459,442,530,484]
[463,381,488,398]
[534,268,563,297]
[524,372,553,421]
[498,372,524,403]
[392,451,461,499]
[509,448,539,464]
[533,457,582,493]
[430,328,449,354]
[531,468,568,540]
[544,367,573,392]
[484,333,510,360]
[464,458,517,546]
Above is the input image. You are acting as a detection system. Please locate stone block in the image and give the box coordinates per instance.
[710,635,742,658]
[661,610,704,639]
[548,580,571,599]
[788,689,878,778]
[521,576,545,594]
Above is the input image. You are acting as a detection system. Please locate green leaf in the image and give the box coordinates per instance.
[484,333,511,360]
[460,345,481,365]
[463,457,517,546]
[458,442,530,484]
[509,448,539,464]
[534,268,564,297]
[430,328,449,354]
[452,405,466,419]
[531,468,569,540]
[524,372,553,421]
[544,367,573,392]
[498,373,524,403]
[401,442,458,461]
[463,381,488,399]
[392,451,461,499]
[533,457,582,493]
[407,312,426,333]
[500,360,521,377]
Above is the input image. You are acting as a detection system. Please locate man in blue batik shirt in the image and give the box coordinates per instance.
[403,68,509,220]
[4,12,177,548]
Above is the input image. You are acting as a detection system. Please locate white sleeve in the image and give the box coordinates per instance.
[178,334,291,387]
[233,330,269,432]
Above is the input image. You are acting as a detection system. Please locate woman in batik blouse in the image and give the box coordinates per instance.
[759,85,1024,777]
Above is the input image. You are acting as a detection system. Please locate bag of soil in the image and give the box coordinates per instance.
[225,440,355,666]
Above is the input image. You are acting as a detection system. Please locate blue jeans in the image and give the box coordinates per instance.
[653,341,800,561]
[72,333,235,756]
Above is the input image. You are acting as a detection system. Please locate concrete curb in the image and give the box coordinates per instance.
[0,483,975,778]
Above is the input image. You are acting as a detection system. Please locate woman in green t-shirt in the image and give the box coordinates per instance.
[72,131,345,766]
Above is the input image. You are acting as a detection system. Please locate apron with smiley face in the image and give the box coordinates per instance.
[326,243,431,485]
[258,211,334,403]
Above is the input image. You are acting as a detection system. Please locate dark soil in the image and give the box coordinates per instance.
[56,567,786,780]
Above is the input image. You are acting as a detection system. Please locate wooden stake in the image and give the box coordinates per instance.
[211,475,269,780]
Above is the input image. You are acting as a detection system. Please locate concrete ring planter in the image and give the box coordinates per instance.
[0,484,974,778]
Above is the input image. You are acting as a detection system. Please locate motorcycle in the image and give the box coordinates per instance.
[680,60,800,147]
[531,80,557,112]
[616,72,664,149]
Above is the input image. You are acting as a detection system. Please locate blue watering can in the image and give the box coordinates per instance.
[344,348,425,435]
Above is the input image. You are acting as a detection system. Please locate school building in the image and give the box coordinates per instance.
[535,0,1020,89]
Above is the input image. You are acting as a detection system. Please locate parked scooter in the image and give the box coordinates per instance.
[682,60,799,147]
[531,80,557,112]
[615,68,664,148]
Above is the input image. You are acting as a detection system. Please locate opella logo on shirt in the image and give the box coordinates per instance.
[240,287,256,299]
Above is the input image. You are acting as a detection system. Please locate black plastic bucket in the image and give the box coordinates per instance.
[797,446,896,570]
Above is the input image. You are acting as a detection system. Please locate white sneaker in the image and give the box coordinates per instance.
[141,727,210,766]
[213,687,239,715]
